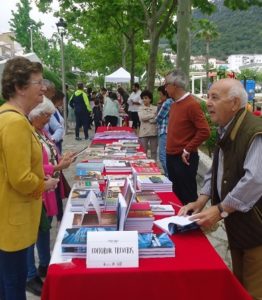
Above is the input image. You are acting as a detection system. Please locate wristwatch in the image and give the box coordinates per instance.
[217,203,229,219]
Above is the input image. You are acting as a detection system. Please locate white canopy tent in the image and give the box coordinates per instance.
[105,67,138,84]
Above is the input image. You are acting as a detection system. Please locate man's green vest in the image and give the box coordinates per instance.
[211,108,262,249]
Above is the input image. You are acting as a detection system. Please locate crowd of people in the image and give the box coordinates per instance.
[0,56,261,300]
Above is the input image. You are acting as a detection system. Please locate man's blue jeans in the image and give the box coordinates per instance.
[0,247,28,300]
[27,229,50,280]
[159,133,168,176]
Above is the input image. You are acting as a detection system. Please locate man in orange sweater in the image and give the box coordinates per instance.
[165,70,210,205]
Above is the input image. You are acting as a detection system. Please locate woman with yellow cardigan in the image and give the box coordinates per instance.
[0,57,58,300]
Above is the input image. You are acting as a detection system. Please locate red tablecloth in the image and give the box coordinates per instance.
[42,126,251,300]
[42,192,251,300]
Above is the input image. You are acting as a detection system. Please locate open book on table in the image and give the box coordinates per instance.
[153,215,199,235]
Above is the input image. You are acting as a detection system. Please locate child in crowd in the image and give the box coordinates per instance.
[92,99,103,132]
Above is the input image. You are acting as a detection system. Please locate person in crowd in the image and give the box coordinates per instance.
[69,82,92,140]
[138,90,158,161]
[127,83,142,130]
[100,87,108,105]
[46,89,65,154]
[179,78,262,300]
[103,91,120,127]
[65,83,69,118]
[117,86,129,114]
[87,87,92,101]
[155,85,173,176]
[93,98,103,132]
[26,98,73,296]
[165,70,210,205]
[0,56,58,300]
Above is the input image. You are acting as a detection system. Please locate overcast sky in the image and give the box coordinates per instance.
[0,0,60,38]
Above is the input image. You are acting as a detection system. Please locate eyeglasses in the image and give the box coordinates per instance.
[41,112,52,119]
[29,79,45,86]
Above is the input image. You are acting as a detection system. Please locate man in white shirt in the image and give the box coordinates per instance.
[127,83,142,130]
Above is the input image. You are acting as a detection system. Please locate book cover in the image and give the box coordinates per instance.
[153,216,199,235]
[62,227,116,246]
[138,233,175,250]
[72,212,117,228]
[136,191,162,203]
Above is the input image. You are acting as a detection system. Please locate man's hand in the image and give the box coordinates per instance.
[189,206,221,228]
[181,149,190,165]
[178,194,209,216]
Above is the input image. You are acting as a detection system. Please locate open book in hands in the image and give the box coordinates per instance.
[153,215,199,235]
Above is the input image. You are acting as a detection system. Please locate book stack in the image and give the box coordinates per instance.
[76,162,104,176]
[103,160,132,173]
[125,202,154,233]
[74,171,105,183]
[138,233,175,258]
[94,130,137,140]
[150,205,175,216]
[61,229,175,259]
[104,186,121,211]
[130,160,162,175]
[70,189,104,212]
[136,175,172,192]
[74,179,100,190]
[61,227,116,258]
[136,190,162,205]
[81,149,106,162]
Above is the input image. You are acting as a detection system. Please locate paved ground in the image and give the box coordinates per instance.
[27,126,231,299]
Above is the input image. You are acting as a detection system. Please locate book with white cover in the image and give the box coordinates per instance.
[154,215,199,235]
[117,194,127,231]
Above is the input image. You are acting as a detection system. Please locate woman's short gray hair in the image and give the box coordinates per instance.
[165,70,188,90]
[28,97,56,121]
[228,81,248,108]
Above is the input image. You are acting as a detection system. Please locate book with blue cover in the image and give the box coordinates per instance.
[62,227,116,247]
[138,232,175,258]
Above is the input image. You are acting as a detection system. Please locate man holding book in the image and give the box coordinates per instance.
[179,78,262,300]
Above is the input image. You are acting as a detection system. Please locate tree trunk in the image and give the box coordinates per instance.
[205,41,210,92]
[176,0,192,90]
[129,31,135,86]
[122,34,127,68]
[147,28,160,91]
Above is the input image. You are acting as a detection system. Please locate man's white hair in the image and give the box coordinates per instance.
[28,96,55,121]
[165,70,188,90]
[228,82,248,108]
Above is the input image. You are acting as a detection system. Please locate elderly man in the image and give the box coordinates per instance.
[165,70,210,205]
[180,78,262,300]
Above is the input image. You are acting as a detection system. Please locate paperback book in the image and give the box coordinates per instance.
[153,215,199,235]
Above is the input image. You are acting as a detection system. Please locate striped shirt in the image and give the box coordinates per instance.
[201,134,262,212]
[155,98,173,136]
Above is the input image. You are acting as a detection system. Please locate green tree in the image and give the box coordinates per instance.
[195,19,219,90]
[9,0,42,52]
[139,0,177,90]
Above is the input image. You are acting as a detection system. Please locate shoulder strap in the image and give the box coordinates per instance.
[0,109,21,115]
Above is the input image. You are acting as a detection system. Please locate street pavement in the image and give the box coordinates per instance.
[27,126,231,299]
